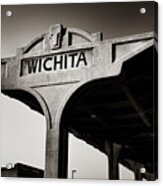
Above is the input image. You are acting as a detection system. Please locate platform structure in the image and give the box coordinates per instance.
[1,163,44,178]
[1,24,158,180]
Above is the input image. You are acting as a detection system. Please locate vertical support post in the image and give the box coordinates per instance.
[105,141,121,180]
[134,163,143,181]
[135,171,143,180]
[44,128,60,178]
[44,124,68,178]
[58,125,68,178]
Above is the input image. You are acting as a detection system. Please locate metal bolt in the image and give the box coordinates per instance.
[6,11,12,17]
[140,167,146,174]
[140,8,146,14]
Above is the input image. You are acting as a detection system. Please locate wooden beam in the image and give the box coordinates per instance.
[75,100,132,111]
[123,86,151,127]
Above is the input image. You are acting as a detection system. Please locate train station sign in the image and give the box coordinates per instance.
[20,51,88,76]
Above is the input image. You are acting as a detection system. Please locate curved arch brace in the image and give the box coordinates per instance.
[3,87,52,130]
[22,33,46,54]
[55,80,97,129]
[31,88,52,129]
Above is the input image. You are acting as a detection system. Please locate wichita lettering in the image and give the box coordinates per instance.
[20,51,88,76]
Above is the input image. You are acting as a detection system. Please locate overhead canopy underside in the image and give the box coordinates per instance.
[61,45,158,178]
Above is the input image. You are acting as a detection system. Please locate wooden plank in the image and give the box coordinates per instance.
[123,86,151,127]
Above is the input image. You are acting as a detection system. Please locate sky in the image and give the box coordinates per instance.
[1,2,155,179]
